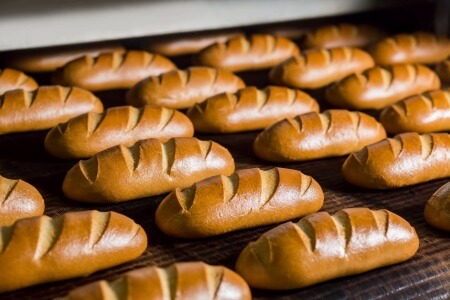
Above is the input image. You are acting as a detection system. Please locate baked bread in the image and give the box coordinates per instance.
[145,30,243,56]
[303,24,385,49]
[380,89,450,134]
[254,109,386,162]
[236,207,419,290]
[0,68,38,95]
[126,67,245,109]
[342,132,450,189]
[186,86,319,133]
[52,50,177,91]
[3,43,125,73]
[63,137,235,203]
[436,59,450,84]
[258,26,307,40]
[195,34,300,72]
[325,64,441,110]
[269,47,374,89]
[424,182,450,231]
[156,167,323,238]
[45,105,194,159]
[59,261,251,300]
[369,32,450,65]
[0,86,104,135]
[0,210,147,293]
[0,175,44,226]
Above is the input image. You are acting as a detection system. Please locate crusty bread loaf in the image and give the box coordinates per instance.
[436,59,450,84]
[424,182,450,231]
[326,64,441,110]
[45,105,194,159]
[52,50,177,91]
[236,207,419,290]
[254,109,386,162]
[0,86,104,135]
[3,43,125,73]
[145,30,243,56]
[380,89,450,134]
[303,24,385,49]
[369,32,450,65]
[186,86,319,133]
[342,132,450,189]
[63,137,235,203]
[59,261,251,300]
[269,47,374,89]
[156,167,323,238]
[0,175,44,226]
[257,26,307,40]
[0,210,147,293]
[126,67,245,109]
[195,34,300,72]
[0,68,38,95]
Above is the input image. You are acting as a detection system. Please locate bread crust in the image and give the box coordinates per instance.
[436,59,450,84]
[0,68,38,95]
[424,182,450,231]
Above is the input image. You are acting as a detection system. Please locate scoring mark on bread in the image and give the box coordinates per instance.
[158,108,175,131]
[222,173,239,203]
[419,134,434,160]
[295,219,316,252]
[331,211,352,251]
[287,116,302,132]
[108,277,127,299]
[198,140,213,159]
[256,89,269,110]
[390,136,403,158]
[155,266,172,299]
[0,223,14,254]
[89,211,111,248]
[209,265,225,300]
[258,168,280,208]
[0,178,19,207]
[87,112,107,135]
[34,216,64,259]
[372,209,389,237]
[319,111,332,133]
[165,264,179,299]
[121,143,141,173]
[79,157,99,184]
[175,185,196,212]
[420,92,435,110]
[300,174,313,196]
[161,139,176,175]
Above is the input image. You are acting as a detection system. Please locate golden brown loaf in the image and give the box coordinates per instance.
[369,32,450,65]
[195,34,300,72]
[145,30,243,56]
[0,210,147,293]
[325,64,441,110]
[52,50,177,91]
[0,175,44,227]
[436,59,450,83]
[45,105,194,159]
[236,207,419,290]
[3,43,125,73]
[0,86,104,135]
[63,137,235,203]
[342,132,450,189]
[186,86,319,133]
[0,68,38,95]
[380,89,450,134]
[156,167,323,238]
[60,261,251,300]
[269,47,374,89]
[254,109,386,162]
[126,67,245,109]
[424,182,450,231]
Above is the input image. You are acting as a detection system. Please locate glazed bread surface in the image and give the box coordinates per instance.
[254,109,386,162]
[126,67,245,109]
[0,86,104,135]
[0,68,38,95]
[236,207,419,290]
[63,137,235,203]
[269,47,374,89]
[186,86,319,133]
[342,132,450,189]
[45,105,194,159]
[424,182,450,231]
[0,210,147,293]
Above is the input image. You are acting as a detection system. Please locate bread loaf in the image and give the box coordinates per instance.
[342,132,450,189]
[254,109,386,162]
[186,86,319,133]
[45,105,194,159]
[0,210,147,293]
[3,43,125,73]
[424,182,450,231]
[145,30,243,56]
[0,175,44,226]
[436,59,450,84]
[236,207,419,290]
[380,89,450,134]
[63,137,235,203]
[258,26,307,40]
[303,24,385,49]
[369,32,450,65]
[195,34,300,72]
[269,47,374,89]
[0,68,38,95]
[0,86,104,135]
[156,167,323,238]
[325,64,440,110]
[126,67,245,109]
[52,50,177,91]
